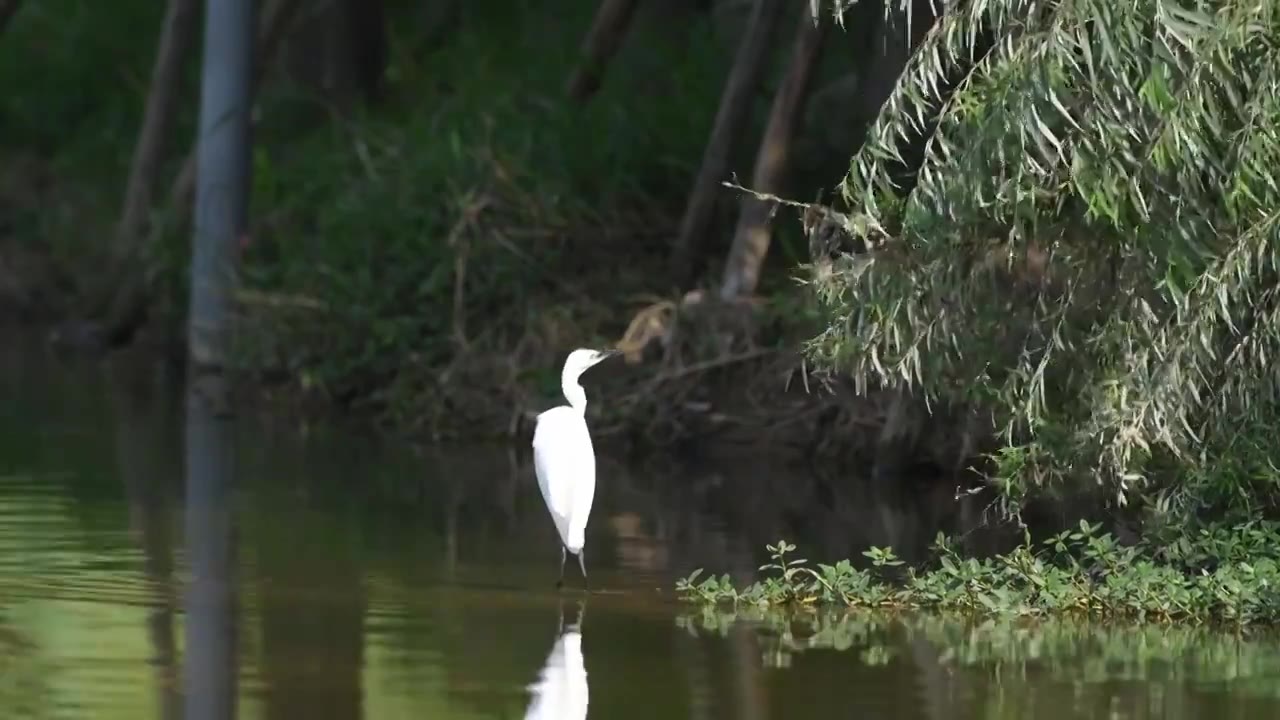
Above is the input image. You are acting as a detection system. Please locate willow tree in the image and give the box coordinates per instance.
[806,0,1280,517]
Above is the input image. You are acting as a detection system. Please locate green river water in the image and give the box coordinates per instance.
[2,333,1279,719]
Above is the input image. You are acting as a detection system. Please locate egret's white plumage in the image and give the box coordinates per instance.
[533,406,595,553]
[532,348,618,587]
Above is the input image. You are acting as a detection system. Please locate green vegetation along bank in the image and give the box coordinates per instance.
[680,520,1280,627]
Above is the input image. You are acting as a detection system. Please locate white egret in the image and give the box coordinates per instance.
[533,347,619,588]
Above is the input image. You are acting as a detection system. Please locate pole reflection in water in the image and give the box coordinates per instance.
[182,387,238,720]
[524,600,589,720]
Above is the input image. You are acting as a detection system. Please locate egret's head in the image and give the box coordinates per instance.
[562,347,620,384]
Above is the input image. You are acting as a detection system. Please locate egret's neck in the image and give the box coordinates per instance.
[562,377,587,412]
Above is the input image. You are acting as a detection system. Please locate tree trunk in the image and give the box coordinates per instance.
[186,0,254,373]
[0,0,22,37]
[719,5,826,300]
[565,0,640,102]
[408,0,462,61]
[340,0,389,105]
[97,0,201,348]
[670,0,785,286]
[99,0,302,349]
[116,0,202,266]
[855,0,946,196]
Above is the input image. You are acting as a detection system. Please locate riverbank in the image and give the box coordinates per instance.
[15,250,1280,633]
[9,286,861,460]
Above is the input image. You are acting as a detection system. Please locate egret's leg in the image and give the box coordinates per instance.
[556,546,567,589]
[578,550,588,590]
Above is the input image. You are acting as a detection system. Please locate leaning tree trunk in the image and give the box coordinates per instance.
[115,0,202,271]
[565,0,640,102]
[99,0,201,347]
[669,0,785,286]
[117,0,199,245]
[719,4,826,300]
[101,0,303,348]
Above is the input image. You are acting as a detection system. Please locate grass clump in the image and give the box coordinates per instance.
[677,520,1280,627]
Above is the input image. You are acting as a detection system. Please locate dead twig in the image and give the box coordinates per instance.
[234,288,327,310]
[719,179,813,211]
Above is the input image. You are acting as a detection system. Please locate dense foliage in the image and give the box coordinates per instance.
[0,0,741,434]
[234,0,729,434]
[806,0,1280,514]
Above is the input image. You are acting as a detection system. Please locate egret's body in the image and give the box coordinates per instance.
[533,406,596,554]
[532,348,618,587]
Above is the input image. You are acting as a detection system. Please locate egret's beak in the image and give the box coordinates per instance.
[587,348,622,368]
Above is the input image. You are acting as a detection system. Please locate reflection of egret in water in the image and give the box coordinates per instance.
[523,601,589,720]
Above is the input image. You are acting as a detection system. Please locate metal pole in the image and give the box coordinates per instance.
[187,0,255,371]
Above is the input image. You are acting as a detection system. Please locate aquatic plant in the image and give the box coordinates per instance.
[676,520,1280,626]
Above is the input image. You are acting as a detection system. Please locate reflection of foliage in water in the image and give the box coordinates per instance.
[678,605,899,670]
[678,605,1280,699]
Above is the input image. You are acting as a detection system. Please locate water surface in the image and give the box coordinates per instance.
[2,335,1280,719]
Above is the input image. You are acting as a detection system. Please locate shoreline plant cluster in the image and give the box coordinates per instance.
[677,520,1280,626]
